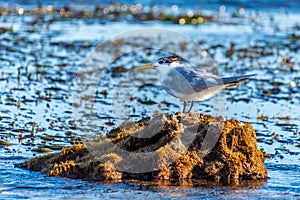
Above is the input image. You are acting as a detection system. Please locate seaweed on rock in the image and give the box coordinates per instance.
[17,112,267,185]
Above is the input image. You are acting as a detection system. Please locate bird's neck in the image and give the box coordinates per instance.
[157,67,172,78]
[170,62,181,67]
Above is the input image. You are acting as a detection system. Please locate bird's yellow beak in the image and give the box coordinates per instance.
[134,64,155,71]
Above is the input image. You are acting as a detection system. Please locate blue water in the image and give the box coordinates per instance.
[1,160,299,199]
[0,0,300,199]
[2,0,300,12]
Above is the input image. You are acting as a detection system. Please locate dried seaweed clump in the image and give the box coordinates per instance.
[18,112,267,185]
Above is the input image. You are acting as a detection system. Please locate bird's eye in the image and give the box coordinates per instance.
[158,60,164,64]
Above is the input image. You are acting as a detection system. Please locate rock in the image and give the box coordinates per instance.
[17,112,267,185]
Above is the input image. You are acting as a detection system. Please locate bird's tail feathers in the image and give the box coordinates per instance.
[222,74,256,88]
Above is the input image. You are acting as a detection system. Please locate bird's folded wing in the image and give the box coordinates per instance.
[162,67,222,95]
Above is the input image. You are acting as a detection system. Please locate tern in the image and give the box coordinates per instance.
[135,55,255,112]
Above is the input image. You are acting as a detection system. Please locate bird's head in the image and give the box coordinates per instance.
[135,56,182,72]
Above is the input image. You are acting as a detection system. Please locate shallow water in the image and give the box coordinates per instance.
[0,0,300,199]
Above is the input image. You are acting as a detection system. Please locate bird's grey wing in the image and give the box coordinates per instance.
[174,67,223,92]
[162,67,222,96]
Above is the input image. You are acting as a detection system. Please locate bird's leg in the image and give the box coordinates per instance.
[182,101,187,113]
[187,101,194,113]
